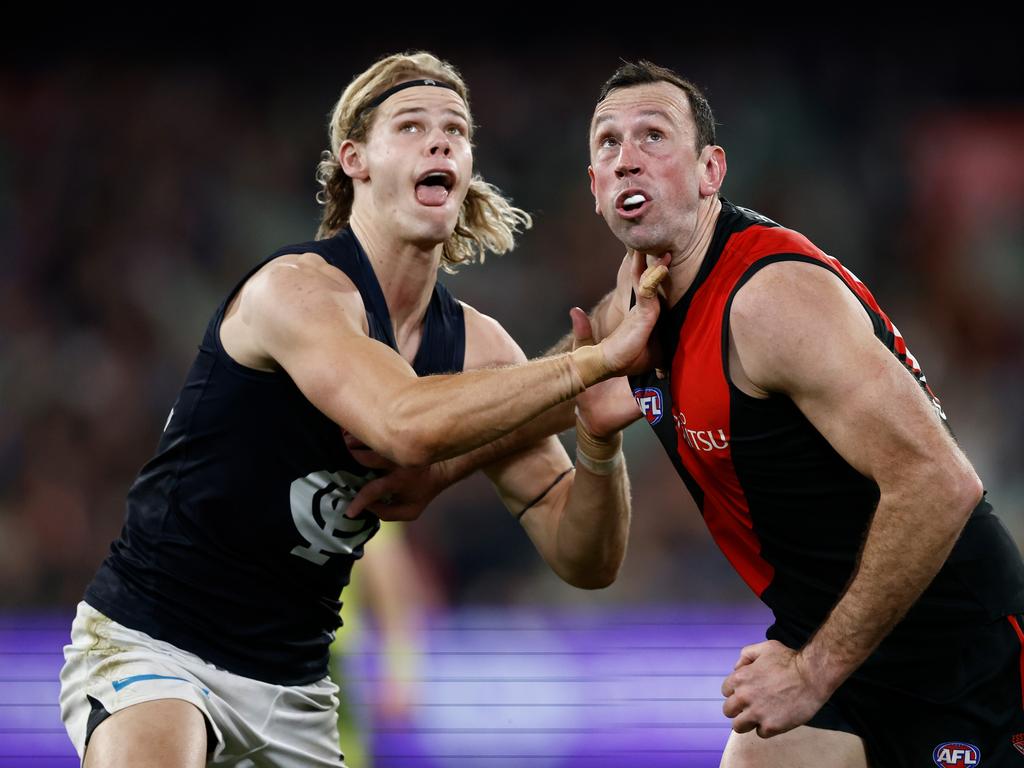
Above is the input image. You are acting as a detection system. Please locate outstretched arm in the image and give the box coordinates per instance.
[344,267,663,587]
[238,251,667,467]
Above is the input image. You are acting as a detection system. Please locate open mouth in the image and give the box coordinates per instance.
[616,190,650,218]
[415,171,455,207]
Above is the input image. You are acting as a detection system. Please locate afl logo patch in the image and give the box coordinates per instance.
[633,387,664,426]
[1012,733,1024,756]
[933,742,980,767]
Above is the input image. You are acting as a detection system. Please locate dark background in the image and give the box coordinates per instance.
[3,26,1022,613]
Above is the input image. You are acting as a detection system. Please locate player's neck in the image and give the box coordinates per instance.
[660,195,722,307]
[349,213,440,342]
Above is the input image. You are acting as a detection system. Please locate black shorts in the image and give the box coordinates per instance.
[806,614,1024,767]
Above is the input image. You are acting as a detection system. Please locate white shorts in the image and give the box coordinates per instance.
[59,601,347,767]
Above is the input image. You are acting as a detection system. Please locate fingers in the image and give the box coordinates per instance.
[722,694,745,720]
[733,715,759,735]
[629,251,671,300]
[345,476,392,518]
[721,676,759,735]
[721,671,734,698]
[638,262,671,301]
[721,640,809,739]
[734,642,765,669]
[638,262,669,299]
[569,307,595,350]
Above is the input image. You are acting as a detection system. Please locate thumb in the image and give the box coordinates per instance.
[345,475,394,519]
[570,307,595,350]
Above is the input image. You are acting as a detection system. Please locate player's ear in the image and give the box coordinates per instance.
[588,166,600,215]
[340,139,369,181]
[698,146,727,197]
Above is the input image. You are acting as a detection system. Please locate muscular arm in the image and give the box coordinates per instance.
[462,305,629,588]
[240,252,663,467]
[721,261,982,735]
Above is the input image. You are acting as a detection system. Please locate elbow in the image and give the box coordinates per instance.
[927,462,984,529]
[386,433,437,468]
[950,468,984,520]
[572,571,618,591]
[375,421,437,468]
[561,559,622,591]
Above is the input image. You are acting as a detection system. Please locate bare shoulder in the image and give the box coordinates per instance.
[729,259,874,396]
[730,258,870,324]
[461,301,527,370]
[246,252,362,312]
[240,252,368,336]
[728,257,979,507]
[220,252,370,371]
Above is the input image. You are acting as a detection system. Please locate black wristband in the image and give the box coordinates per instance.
[515,467,575,521]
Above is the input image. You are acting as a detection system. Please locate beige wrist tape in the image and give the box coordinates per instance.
[568,345,611,389]
[576,419,624,475]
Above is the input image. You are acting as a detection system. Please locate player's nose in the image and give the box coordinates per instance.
[614,142,642,178]
[428,127,451,156]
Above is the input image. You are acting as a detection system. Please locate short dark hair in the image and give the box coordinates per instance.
[596,61,716,150]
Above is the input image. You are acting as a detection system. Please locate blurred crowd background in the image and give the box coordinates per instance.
[2,28,1022,617]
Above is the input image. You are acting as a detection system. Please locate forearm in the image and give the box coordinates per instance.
[798,481,980,694]
[549,456,631,589]
[388,348,605,466]
[440,401,576,486]
[400,263,651,466]
[514,426,629,589]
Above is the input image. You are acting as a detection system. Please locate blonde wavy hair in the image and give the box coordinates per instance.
[315,51,531,272]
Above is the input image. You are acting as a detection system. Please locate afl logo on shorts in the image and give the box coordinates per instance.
[633,387,663,425]
[932,742,980,767]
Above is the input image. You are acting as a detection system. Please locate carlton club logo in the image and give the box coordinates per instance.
[289,470,380,565]
[933,742,980,767]
[633,387,664,425]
